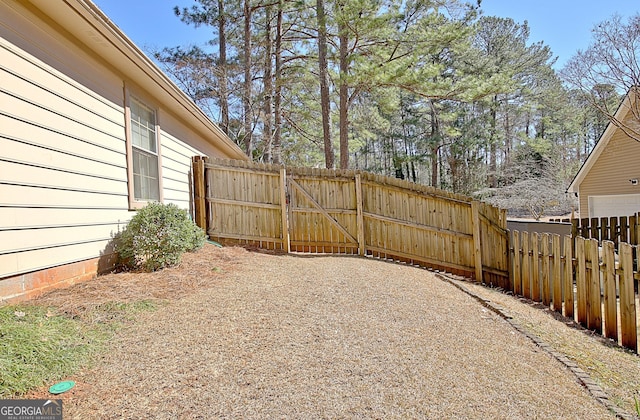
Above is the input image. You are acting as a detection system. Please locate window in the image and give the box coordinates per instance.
[125,92,161,208]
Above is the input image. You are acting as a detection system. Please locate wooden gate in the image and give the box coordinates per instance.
[287,169,361,254]
[193,157,509,284]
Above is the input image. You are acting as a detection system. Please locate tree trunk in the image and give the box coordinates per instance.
[316,0,334,168]
[272,1,283,165]
[504,104,511,166]
[489,95,498,188]
[338,19,349,169]
[429,102,439,187]
[217,0,229,135]
[262,5,273,162]
[243,0,253,157]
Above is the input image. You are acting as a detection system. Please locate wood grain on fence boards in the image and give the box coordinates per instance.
[602,240,616,340]
[619,243,637,351]
[571,214,639,247]
[199,157,508,282]
[509,231,638,353]
[562,235,574,319]
[552,234,562,313]
[586,239,602,334]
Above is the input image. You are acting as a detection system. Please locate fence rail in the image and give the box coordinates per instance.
[509,231,639,352]
[193,157,509,284]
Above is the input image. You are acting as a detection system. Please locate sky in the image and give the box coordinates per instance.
[93,0,638,70]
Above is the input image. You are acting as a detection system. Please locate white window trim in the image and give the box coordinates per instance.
[124,84,163,209]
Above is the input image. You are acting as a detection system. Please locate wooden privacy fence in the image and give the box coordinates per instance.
[551,214,640,248]
[509,230,639,352]
[192,157,509,285]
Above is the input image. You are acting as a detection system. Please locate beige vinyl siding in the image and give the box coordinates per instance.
[0,0,241,281]
[1,1,124,106]
[158,123,206,207]
[0,5,131,278]
[0,114,125,168]
[579,126,640,216]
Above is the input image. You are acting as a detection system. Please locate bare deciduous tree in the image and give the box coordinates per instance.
[561,14,640,142]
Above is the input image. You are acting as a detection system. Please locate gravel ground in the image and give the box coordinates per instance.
[40,246,616,419]
[27,245,635,419]
[457,279,640,418]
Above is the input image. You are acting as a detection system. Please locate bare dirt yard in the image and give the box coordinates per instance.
[29,244,639,419]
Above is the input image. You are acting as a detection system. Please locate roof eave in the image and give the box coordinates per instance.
[28,0,247,161]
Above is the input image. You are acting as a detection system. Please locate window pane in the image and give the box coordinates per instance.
[132,148,159,201]
[130,98,157,153]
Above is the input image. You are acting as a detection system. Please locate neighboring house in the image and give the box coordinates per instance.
[567,88,640,219]
[0,0,247,302]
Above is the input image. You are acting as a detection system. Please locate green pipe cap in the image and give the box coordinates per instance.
[49,380,75,394]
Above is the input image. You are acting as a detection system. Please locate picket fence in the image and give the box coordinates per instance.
[509,231,638,352]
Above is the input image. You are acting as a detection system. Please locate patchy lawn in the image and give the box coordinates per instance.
[6,244,637,418]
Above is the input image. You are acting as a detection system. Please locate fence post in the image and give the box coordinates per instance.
[192,156,207,232]
[355,174,365,256]
[471,201,483,283]
[279,168,290,253]
[619,242,637,352]
[590,217,599,241]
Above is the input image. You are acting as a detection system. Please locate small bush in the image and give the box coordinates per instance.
[115,202,206,271]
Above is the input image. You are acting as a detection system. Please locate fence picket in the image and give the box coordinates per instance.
[541,233,551,306]
[563,235,574,319]
[512,231,521,296]
[619,243,638,351]
[576,237,587,326]
[552,234,562,313]
[586,239,602,334]
[522,231,531,299]
[531,233,540,302]
[621,217,629,243]
[602,241,617,340]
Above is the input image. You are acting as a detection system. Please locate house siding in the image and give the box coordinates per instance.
[0,7,131,283]
[0,0,244,301]
[579,128,640,216]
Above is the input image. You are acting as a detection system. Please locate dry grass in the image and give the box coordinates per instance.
[457,280,640,417]
[25,245,627,418]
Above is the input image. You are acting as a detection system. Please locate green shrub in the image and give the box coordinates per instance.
[115,202,206,271]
